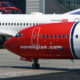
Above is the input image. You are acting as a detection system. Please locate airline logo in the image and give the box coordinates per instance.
[20,45,64,50]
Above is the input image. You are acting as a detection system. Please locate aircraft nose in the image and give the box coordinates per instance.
[4,38,15,51]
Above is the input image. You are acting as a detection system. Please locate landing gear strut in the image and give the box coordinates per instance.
[32,59,40,69]
[0,36,6,48]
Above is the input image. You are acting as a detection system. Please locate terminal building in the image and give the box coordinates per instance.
[26,0,80,13]
[26,0,66,14]
[26,0,45,14]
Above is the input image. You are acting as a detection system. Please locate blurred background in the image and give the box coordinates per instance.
[0,0,80,14]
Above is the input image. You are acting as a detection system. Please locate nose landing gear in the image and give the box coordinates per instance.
[32,59,40,69]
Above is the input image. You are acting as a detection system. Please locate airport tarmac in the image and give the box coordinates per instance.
[0,49,80,80]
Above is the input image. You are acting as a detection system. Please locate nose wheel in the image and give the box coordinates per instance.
[32,59,40,69]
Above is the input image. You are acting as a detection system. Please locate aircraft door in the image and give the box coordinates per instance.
[31,27,40,45]
[71,22,80,59]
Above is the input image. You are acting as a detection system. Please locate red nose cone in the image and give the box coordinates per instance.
[4,37,20,54]
[4,38,15,52]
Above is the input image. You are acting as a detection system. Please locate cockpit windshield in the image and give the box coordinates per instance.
[2,3,15,7]
[15,33,23,38]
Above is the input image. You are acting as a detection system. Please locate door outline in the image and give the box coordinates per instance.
[31,27,40,46]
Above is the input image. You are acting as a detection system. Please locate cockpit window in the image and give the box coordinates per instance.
[15,33,23,38]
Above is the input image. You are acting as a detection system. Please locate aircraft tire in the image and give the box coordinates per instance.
[32,63,40,69]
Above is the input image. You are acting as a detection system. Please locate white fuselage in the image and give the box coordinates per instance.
[0,14,80,36]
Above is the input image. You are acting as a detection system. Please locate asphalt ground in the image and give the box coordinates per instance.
[0,49,80,80]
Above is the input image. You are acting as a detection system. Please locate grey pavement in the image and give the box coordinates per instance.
[0,49,80,80]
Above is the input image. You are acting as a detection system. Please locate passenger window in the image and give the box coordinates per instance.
[66,35,69,39]
[62,35,65,38]
[8,23,10,25]
[2,23,4,25]
[17,23,19,25]
[54,35,56,39]
[5,23,7,25]
[0,23,1,25]
[30,23,31,26]
[11,23,13,25]
[14,23,16,25]
[42,35,44,39]
[39,23,41,25]
[23,23,25,25]
[20,23,22,25]
[50,35,52,39]
[58,35,60,38]
[46,35,48,39]
[76,35,78,38]
[26,23,28,25]
[33,23,35,26]
[36,23,38,25]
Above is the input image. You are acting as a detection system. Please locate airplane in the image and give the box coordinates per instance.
[0,9,80,46]
[4,22,80,69]
[1,9,80,37]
